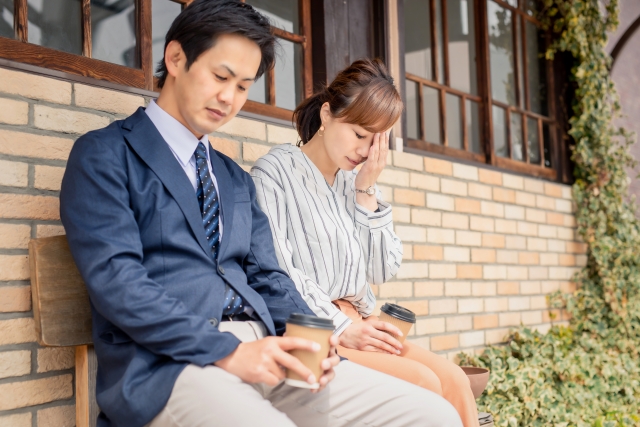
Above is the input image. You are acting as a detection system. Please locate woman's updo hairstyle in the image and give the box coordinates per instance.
[294,58,403,145]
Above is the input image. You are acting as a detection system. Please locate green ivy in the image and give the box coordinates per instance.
[459,1,640,425]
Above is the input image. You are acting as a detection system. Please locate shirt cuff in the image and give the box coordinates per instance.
[354,199,393,230]
[331,310,353,336]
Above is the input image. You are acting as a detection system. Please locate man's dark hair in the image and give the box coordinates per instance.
[156,0,275,88]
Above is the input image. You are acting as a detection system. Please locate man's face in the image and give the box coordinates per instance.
[168,33,262,137]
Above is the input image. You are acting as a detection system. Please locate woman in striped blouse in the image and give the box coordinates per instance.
[250,59,478,427]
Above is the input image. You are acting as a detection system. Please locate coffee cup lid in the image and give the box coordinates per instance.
[286,313,335,330]
[380,303,416,323]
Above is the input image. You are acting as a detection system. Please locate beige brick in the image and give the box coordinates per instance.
[566,241,587,254]
[409,172,439,191]
[396,263,429,279]
[485,328,510,345]
[469,216,494,232]
[526,208,547,224]
[0,350,31,379]
[395,188,426,206]
[456,230,482,246]
[492,187,515,203]
[468,182,492,200]
[425,193,454,211]
[515,191,536,207]
[527,237,547,251]
[74,84,144,115]
[459,331,484,347]
[0,159,28,187]
[0,68,72,104]
[266,124,298,145]
[413,245,443,261]
[529,267,549,280]
[452,163,478,181]
[444,281,471,297]
[0,255,29,281]
[440,178,467,196]
[0,413,32,427]
[442,213,469,230]
[506,235,527,250]
[517,221,538,236]
[456,265,483,279]
[480,201,504,218]
[555,199,573,213]
[0,374,73,411]
[394,206,411,223]
[424,157,452,175]
[561,186,573,200]
[395,225,427,243]
[378,169,410,186]
[518,252,540,265]
[0,98,29,125]
[502,174,524,190]
[471,248,496,263]
[576,254,587,267]
[34,105,109,134]
[0,194,59,220]
[509,296,530,311]
[540,253,559,265]
[378,281,413,298]
[36,225,65,238]
[38,405,76,427]
[411,208,441,226]
[408,336,430,349]
[496,281,519,296]
[377,184,393,201]
[521,311,543,325]
[414,281,444,297]
[546,212,564,226]
[34,165,65,191]
[538,224,558,238]
[430,334,459,351]
[0,130,74,161]
[402,244,413,260]
[0,318,36,345]
[536,194,556,210]
[504,204,525,220]
[484,297,508,312]
[542,309,561,322]
[520,281,541,294]
[393,151,423,171]
[0,223,31,250]
[427,228,455,244]
[454,198,481,214]
[429,263,457,279]
[430,299,457,315]
[0,286,31,312]
[37,347,75,373]
[218,117,266,140]
[544,182,563,198]
[446,315,472,332]
[557,227,575,240]
[496,249,518,264]
[558,254,576,266]
[416,317,445,335]
[494,219,517,234]
[478,168,502,185]
[400,299,430,316]
[482,233,505,248]
[549,267,577,280]
[242,142,270,162]
[210,137,240,159]
[483,265,507,280]
[499,312,522,327]
[443,247,470,263]
[530,295,548,309]
[473,314,498,329]
[472,282,496,296]
[524,178,544,194]
[458,298,484,313]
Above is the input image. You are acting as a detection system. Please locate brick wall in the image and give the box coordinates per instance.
[0,67,585,425]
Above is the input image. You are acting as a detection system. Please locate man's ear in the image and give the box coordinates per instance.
[164,40,185,79]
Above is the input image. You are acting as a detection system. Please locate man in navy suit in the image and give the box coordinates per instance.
[60,1,462,426]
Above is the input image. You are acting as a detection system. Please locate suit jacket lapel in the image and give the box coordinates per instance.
[209,145,235,261]
[122,108,212,258]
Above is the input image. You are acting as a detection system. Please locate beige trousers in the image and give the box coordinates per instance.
[147,320,463,427]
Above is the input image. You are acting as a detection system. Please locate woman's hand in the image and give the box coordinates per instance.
[339,318,404,354]
[355,131,390,192]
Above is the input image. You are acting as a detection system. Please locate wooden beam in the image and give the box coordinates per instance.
[76,345,99,427]
[406,72,482,101]
[14,0,27,42]
[273,27,305,44]
[82,0,92,58]
[138,0,153,90]
[299,0,313,98]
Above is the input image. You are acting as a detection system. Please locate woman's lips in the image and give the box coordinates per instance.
[347,157,359,167]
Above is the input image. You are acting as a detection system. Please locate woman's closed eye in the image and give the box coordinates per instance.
[355,132,366,139]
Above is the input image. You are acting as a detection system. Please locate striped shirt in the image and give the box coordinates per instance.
[250,144,403,335]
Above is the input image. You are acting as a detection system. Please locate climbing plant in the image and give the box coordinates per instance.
[459,0,640,425]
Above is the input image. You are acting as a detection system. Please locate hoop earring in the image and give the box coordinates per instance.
[317,125,325,137]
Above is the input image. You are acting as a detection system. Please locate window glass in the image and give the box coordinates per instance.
[435,0,444,84]
[527,117,540,163]
[543,122,551,167]
[510,112,523,160]
[274,39,302,110]
[526,21,547,115]
[505,0,517,6]
[248,74,267,104]
[248,0,298,34]
[492,105,508,157]
[515,16,524,108]
[404,0,432,80]
[423,86,441,144]
[0,0,13,39]
[446,93,462,149]
[91,0,137,68]
[525,0,537,16]
[447,0,477,94]
[488,1,516,105]
[152,0,181,75]
[28,0,82,55]
[406,80,421,140]
[466,99,482,154]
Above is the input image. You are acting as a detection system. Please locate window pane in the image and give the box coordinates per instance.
[249,0,298,34]
[488,1,516,105]
[526,21,548,115]
[447,0,477,95]
[404,0,432,80]
[435,0,445,84]
[446,93,462,149]
[505,0,517,6]
[423,86,441,144]
[92,0,137,68]
[274,39,302,111]
[152,0,181,75]
[515,16,524,108]
[466,99,482,154]
[527,117,541,164]
[510,112,523,161]
[525,0,537,16]
[0,0,13,39]
[28,0,82,55]
[248,74,267,104]
[543,122,552,167]
[492,105,508,157]
[406,80,421,140]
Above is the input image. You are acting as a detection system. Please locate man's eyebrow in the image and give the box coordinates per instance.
[221,65,255,82]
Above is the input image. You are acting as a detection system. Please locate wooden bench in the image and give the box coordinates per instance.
[29,235,99,427]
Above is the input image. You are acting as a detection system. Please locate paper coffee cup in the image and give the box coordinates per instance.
[378,303,416,343]
[285,313,334,389]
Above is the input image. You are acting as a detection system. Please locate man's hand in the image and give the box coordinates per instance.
[339,319,403,354]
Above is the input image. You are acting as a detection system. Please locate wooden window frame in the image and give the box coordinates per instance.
[402,0,559,180]
[0,0,312,122]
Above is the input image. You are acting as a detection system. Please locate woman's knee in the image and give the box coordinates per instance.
[441,364,471,395]
[414,364,443,395]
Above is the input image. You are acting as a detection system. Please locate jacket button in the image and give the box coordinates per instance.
[209,318,219,327]
[218,265,225,275]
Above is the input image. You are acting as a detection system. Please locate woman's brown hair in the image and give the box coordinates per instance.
[293,58,403,144]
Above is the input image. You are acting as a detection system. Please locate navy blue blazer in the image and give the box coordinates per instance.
[60,108,314,427]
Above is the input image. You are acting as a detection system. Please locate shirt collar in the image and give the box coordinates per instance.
[145,99,210,167]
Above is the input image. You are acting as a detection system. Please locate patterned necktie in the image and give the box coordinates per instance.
[194,142,245,316]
